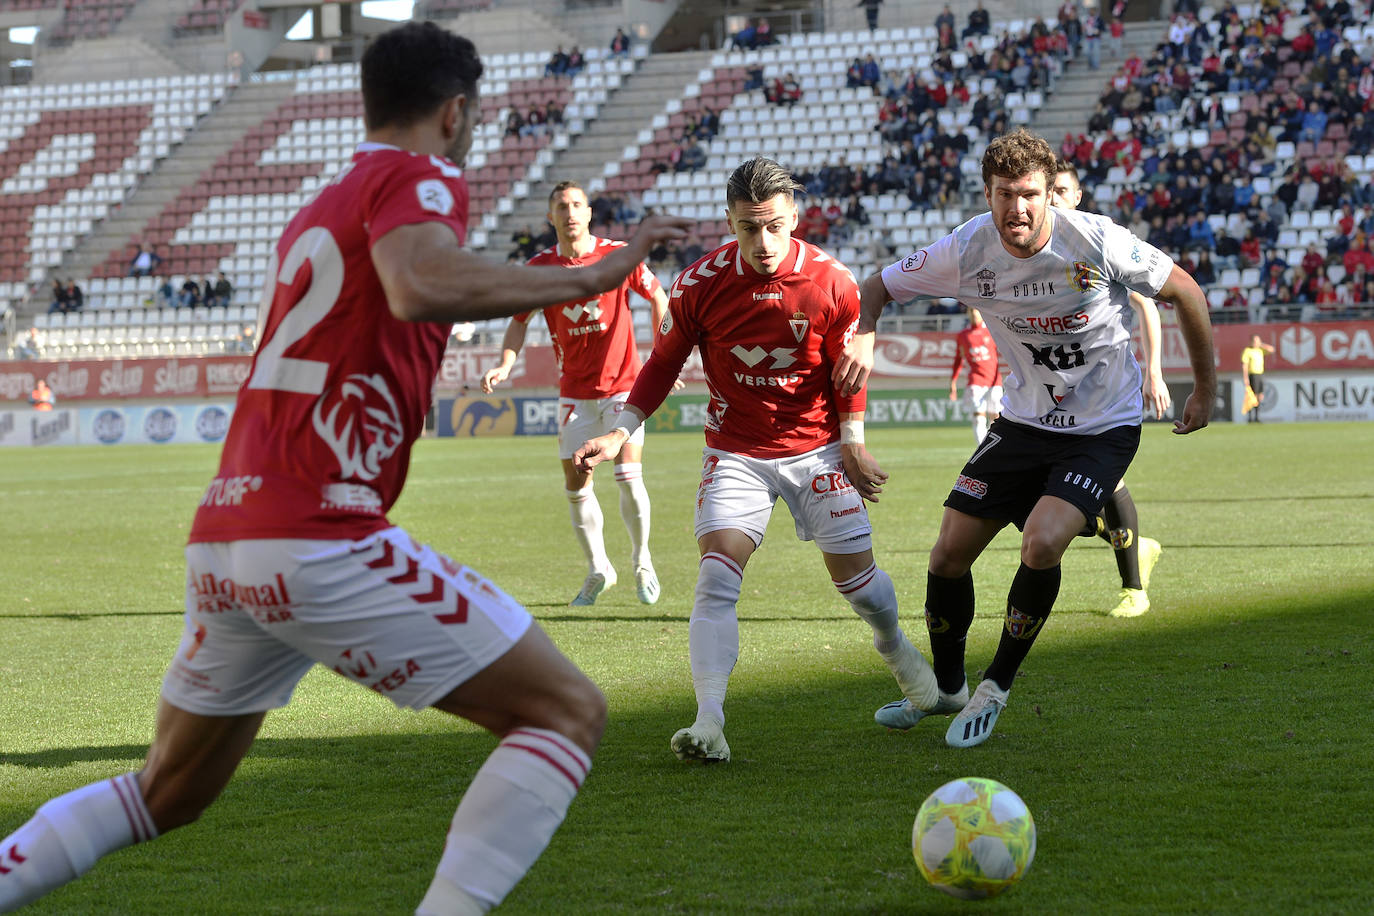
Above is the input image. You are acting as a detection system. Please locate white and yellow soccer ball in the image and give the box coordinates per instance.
[912,777,1036,899]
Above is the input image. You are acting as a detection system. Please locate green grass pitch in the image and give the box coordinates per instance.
[2,421,1373,914]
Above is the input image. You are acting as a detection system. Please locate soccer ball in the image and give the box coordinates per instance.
[912,777,1036,899]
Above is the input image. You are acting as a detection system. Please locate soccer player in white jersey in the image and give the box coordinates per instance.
[482,181,672,607]
[575,158,938,764]
[0,23,691,915]
[1051,160,1166,618]
[835,128,1216,748]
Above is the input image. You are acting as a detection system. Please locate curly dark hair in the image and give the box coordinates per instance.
[981,128,1059,189]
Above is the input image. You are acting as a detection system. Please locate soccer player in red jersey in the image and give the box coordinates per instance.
[482,181,671,607]
[0,23,690,915]
[575,158,937,763]
[949,306,1003,443]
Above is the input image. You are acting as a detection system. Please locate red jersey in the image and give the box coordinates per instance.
[951,324,1001,387]
[518,237,662,399]
[189,144,467,543]
[629,238,864,459]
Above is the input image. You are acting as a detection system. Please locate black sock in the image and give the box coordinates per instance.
[1102,486,1142,589]
[925,570,975,694]
[984,563,1060,691]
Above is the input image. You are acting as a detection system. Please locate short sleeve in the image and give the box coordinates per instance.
[1100,221,1174,297]
[630,261,663,300]
[880,232,960,305]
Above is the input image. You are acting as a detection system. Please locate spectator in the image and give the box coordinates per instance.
[154,275,175,309]
[1221,286,1248,311]
[766,72,802,106]
[1193,250,1217,286]
[752,18,775,48]
[46,278,70,314]
[15,327,41,360]
[857,0,883,32]
[730,21,757,51]
[128,244,162,278]
[30,378,55,411]
[208,270,233,308]
[521,105,547,138]
[234,323,257,353]
[1186,213,1215,251]
[177,278,202,309]
[64,278,83,312]
[504,110,524,138]
[860,53,882,89]
[934,4,955,34]
[609,28,631,58]
[1082,5,1103,70]
[565,46,585,76]
[846,57,865,89]
[696,106,719,140]
[678,137,707,172]
[544,100,564,131]
[743,65,765,91]
[1298,101,1329,143]
[963,0,990,38]
[544,45,570,77]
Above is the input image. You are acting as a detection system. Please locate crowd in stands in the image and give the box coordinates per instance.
[543,46,586,78]
[1062,0,1374,316]
[730,18,779,52]
[505,101,567,139]
[47,279,84,315]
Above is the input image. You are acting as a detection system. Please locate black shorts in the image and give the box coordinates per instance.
[1250,374,1265,396]
[943,418,1141,530]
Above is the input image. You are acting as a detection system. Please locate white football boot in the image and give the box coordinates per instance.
[570,565,617,607]
[945,679,1009,748]
[670,718,730,763]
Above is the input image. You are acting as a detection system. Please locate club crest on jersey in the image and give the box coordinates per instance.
[901,250,928,272]
[1067,260,1100,292]
[416,179,454,216]
[976,268,996,298]
[788,312,809,342]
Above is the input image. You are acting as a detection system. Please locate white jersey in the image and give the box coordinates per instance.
[882,207,1173,434]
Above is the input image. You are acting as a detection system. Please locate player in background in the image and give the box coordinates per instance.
[0,23,691,915]
[1049,160,1165,618]
[835,129,1216,747]
[482,181,672,606]
[575,158,937,763]
[949,306,1002,444]
[1240,334,1274,423]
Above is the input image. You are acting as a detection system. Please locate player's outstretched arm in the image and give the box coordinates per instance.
[480,319,528,393]
[374,215,694,323]
[838,414,887,502]
[1154,265,1216,435]
[833,272,889,396]
[1128,290,1172,419]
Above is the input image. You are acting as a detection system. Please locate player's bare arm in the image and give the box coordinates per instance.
[573,405,646,471]
[833,271,889,396]
[480,319,528,392]
[838,412,888,502]
[373,215,694,323]
[1153,264,1216,435]
[1128,290,1172,419]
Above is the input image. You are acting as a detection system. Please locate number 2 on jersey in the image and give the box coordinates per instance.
[249,227,345,395]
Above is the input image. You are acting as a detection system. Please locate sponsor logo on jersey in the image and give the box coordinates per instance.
[561,299,605,336]
[830,505,863,518]
[659,310,673,336]
[1010,280,1057,298]
[753,292,782,300]
[144,407,177,443]
[1040,383,1077,428]
[731,345,797,369]
[789,313,809,342]
[93,408,126,444]
[953,473,987,498]
[1067,260,1100,292]
[312,373,404,483]
[901,250,928,272]
[975,268,996,298]
[810,468,854,495]
[200,474,263,507]
[416,178,454,216]
[1001,311,1091,335]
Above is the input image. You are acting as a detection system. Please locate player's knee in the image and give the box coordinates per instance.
[1019,530,1068,569]
[928,543,973,578]
[520,674,607,755]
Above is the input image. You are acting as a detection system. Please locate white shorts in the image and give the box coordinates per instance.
[967,384,1004,415]
[162,527,532,716]
[558,392,646,460]
[694,443,873,554]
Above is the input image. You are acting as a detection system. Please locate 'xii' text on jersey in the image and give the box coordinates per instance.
[883,207,1173,433]
[520,238,664,399]
[635,238,865,458]
[190,144,468,543]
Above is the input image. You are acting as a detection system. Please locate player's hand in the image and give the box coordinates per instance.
[1172,389,1212,435]
[479,366,508,394]
[833,330,875,397]
[672,377,687,392]
[1143,371,1172,420]
[573,430,628,472]
[841,443,888,502]
[948,384,959,402]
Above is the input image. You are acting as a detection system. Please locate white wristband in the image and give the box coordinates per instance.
[839,419,864,445]
[613,413,642,439]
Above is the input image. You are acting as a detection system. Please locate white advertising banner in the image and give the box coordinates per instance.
[79,403,235,445]
[0,409,78,446]
[1241,375,1374,423]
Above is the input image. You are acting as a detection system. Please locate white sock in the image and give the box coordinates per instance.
[614,462,651,570]
[973,414,989,443]
[834,563,900,651]
[689,552,743,726]
[418,728,591,916]
[0,772,156,911]
[566,485,609,575]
